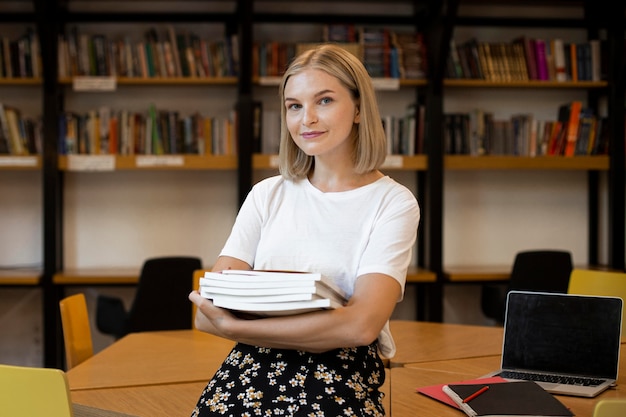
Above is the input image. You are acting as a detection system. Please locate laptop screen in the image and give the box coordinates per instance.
[502,291,623,380]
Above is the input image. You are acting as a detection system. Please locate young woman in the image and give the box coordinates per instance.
[188,43,420,416]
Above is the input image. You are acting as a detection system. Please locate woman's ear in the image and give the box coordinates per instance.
[354,107,360,124]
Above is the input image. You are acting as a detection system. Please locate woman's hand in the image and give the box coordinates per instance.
[189,290,237,337]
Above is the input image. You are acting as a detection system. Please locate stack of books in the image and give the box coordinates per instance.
[199,270,348,317]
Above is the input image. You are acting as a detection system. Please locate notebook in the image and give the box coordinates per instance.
[482,290,623,397]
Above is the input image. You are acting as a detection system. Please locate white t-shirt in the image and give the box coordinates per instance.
[220,174,420,357]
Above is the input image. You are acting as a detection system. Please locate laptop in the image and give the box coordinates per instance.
[483,290,623,397]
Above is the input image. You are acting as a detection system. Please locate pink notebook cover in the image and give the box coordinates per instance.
[417,376,507,409]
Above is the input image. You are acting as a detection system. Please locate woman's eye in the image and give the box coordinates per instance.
[288,103,302,111]
[320,97,332,105]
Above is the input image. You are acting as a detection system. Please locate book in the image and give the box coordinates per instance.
[552,38,567,82]
[200,281,343,299]
[442,381,573,417]
[199,270,348,317]
[211,297,343,317]
[418,376,507,409]
[561,101,582,157]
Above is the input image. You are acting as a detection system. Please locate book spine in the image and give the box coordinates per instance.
[534,39,549,80]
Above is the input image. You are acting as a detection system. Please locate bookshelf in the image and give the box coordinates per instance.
[0,0,622,367]
[0,4,43,284]
[431,0,625,322]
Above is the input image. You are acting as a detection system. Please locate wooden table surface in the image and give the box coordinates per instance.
[388,320,504,367]
[70,371,391,417]
[67,330,235,390]
[392,355,626,417]
[70,381,208,417]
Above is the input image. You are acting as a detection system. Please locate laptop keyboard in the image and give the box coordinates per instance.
[497,370,605,387]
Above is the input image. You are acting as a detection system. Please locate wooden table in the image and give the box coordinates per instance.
[67,330,235,390]
[388,320,504,367]
[391,355,626,417]
[70,371,390,416]
[70,381,209,417]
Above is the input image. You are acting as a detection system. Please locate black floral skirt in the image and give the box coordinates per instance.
[191,342,386,417]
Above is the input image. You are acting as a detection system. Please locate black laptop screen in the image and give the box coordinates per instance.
[501,291,622,380]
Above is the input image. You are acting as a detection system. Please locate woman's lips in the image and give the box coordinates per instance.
[301,131,324,139]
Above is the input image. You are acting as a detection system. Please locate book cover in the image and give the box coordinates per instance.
[534,38,549,81]
[202,292,325,304]
[417,376,507,409]
[552,39,567,82]
[200,281,341,298]
[562,101,582,157]
[443,381,573,417]
[211,297,343,317]
[203,270,347,299]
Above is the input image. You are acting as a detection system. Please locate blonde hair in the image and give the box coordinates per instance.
[277,43,387,180]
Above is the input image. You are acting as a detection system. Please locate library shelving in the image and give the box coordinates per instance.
[0,4,43,286]
[432,0,625,320]
[1,0,624,368]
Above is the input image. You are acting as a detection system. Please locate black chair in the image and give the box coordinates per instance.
[481,250,573,325]
[96,256,203,339]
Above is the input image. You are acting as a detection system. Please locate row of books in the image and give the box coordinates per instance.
[58,26,239,79]
[254,26,427,80]
[383,103,426,156]
[58,106,237,156]
[325,23,427,80]
[0,29,41,79]
[0,103,41,155]
[444,102,609,157]
[447,37,604,82]
[199,270,347,317]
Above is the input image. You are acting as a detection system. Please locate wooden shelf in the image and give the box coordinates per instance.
[445,155,609,170]
[0,269,41,286]
[0,155,41,170]
[58,154,238,171]
[444,79,608,89]
[254,76,427,89]
[0,78,41,86]
[253,154,428,171]
[444,266,510,282]
[58,76,238,86]
[406,267,437,283]
[53,268,141,285]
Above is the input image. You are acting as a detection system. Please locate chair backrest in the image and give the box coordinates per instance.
[481,250,573,324]
[0,364,74,417]
[568,268,626,335]
[59,293,94,369]
[508,250,573,293]
[127,256,203,333]
[593,399,626,417]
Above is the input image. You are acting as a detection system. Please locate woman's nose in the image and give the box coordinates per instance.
[302,107,318,125]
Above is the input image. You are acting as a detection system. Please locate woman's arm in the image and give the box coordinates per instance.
[189,271,401,353]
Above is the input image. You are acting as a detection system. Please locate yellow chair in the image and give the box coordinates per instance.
[567,269,626,334]
[59,293,94,369]
[0,364,74,416]
[593,399,626,417]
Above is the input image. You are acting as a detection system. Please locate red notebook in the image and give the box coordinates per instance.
[417,376,507,409]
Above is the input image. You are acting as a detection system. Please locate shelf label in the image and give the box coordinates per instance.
[258,76,282,86]
[67,155,115,171]
[73,76,117,92]
[135,155,184,167]
[382,155,403,168]
[372,78,400,91]
[0,156,38,167]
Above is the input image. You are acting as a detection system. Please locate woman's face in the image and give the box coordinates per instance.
[283,68,360,159]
